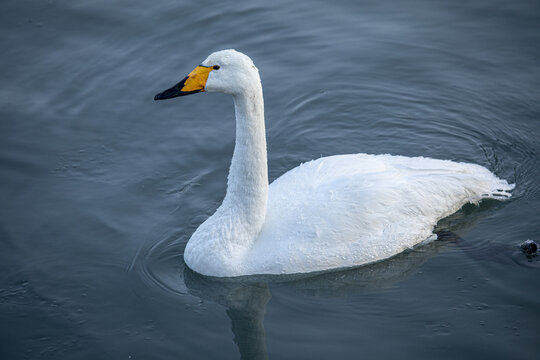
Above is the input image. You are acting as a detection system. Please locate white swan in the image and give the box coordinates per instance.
[154,49,514,277]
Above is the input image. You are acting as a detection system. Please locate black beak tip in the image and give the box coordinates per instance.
[154,77,189,101]
[154,90,170,101]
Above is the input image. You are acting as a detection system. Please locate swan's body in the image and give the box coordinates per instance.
[155,49,514,277]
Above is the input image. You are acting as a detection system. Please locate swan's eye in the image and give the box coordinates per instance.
[213,65,220,70]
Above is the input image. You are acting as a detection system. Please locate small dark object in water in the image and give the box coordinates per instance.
[520,240,538,254]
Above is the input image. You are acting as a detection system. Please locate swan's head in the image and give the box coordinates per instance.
[154,49,260,100]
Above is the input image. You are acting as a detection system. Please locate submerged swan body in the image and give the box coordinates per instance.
[155,49,514,277]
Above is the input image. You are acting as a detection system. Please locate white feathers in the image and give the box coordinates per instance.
[249,154,513,275]
[182,50,514,277]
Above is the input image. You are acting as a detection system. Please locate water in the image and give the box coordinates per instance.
[1,0,539,358]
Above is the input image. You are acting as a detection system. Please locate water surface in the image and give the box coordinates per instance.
[1,0,539,359]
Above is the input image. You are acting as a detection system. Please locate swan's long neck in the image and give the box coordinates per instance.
[221,78,268,246]
[184,70,268,275]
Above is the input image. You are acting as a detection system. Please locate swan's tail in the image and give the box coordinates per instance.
[479,178,515,201]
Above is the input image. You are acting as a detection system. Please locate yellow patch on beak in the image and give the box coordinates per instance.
[181,65,214,92]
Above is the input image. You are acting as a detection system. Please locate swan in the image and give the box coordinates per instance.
[154,49,514,277]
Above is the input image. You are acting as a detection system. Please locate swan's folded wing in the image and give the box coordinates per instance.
[247,154,513,274]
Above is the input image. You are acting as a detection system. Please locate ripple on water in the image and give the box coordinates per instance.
[133,230,191,298]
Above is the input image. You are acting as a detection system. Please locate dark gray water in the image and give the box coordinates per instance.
[1,0,539,359]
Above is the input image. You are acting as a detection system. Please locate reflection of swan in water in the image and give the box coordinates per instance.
[182,233,455,359]
[184,271,270,360]
[132,196,508,359]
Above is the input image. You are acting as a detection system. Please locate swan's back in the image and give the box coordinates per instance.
[246,154,513,275]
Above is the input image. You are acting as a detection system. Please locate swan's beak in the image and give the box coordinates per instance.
[154,65,214,100]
